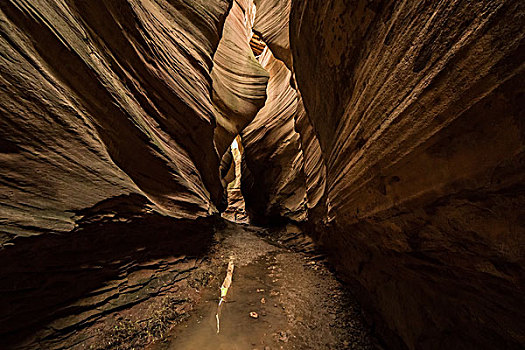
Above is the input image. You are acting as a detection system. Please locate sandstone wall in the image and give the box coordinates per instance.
[290,0,525,348]
[212,0,269,156]
[1,0,524,348]
[0,0,232,346]
[241,49,307,224]
[252,0,293,70]
[0,0,234,238]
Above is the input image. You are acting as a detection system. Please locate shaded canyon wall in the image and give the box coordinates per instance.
[288,0,525,349]
[241,49,307,224]
[0,0,234,347]
[0,0,524,349]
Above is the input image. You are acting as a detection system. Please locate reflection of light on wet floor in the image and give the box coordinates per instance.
[148,225,374,350]
[163,255,287,350]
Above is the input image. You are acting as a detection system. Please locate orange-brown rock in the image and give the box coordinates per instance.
[293,93,326,212]
[0,0,233,238]
[290,0,525,349]
[0,0,232,346]
[253,0,293,70]
[212,0,269,155]
[241,50,307,224]
[0,0,524,348]
[222,137,249,223]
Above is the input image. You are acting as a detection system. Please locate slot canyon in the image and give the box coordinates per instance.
[0,0,524,349]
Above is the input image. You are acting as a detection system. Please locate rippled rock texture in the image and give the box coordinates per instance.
[0,0,233,237]
[253,0,292,69]
[0,0,232,346]
[290,0,525,349]
[241,49,307,224]
[1,0,524,349]
[293,93,326,213]
[211,0,269,156]
[1,199,217,348]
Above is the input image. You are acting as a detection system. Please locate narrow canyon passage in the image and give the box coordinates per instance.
[148,223,373,350]
[0,0,524,349]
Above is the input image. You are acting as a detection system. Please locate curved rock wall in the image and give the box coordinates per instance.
[222,137,250,223]
[293,93,326,212]
[241,49,307,224]
[0,0,232,239]
[253,0,293,70]
[290,0,525,349]
[251,0,324,221]
[1,0,524,348]
[212,0,269,156]
[0,0,232,346]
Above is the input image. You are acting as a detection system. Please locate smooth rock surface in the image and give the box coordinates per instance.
[212,0,269,156]
[0,0,231,346]
[290,0,525,348]
[241,49,307,224]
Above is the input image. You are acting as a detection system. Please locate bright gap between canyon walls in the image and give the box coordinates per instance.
[0,0,524,349]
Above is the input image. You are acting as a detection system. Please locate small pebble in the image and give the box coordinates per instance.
[278,331,289,343]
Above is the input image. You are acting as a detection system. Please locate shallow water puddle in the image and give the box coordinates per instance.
[152,253,288,350]
[148,226,374,350]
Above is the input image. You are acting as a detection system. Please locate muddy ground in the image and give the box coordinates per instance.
[145,222,376,350]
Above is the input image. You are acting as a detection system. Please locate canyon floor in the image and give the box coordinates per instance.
[145,222,375,350]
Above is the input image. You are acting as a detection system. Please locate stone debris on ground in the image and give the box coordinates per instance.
[147,223,375,350]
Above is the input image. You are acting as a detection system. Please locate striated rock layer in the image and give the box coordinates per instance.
[0,0,233,238]
[1,0,524,348]
[253,0,293,70]
[0,0,232,346]
[293,93,326,213]
[250,0,321,222]
[211,0,269,156]
[1,197,218,348]
[241,49,307,224]
[290,0,525,349]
